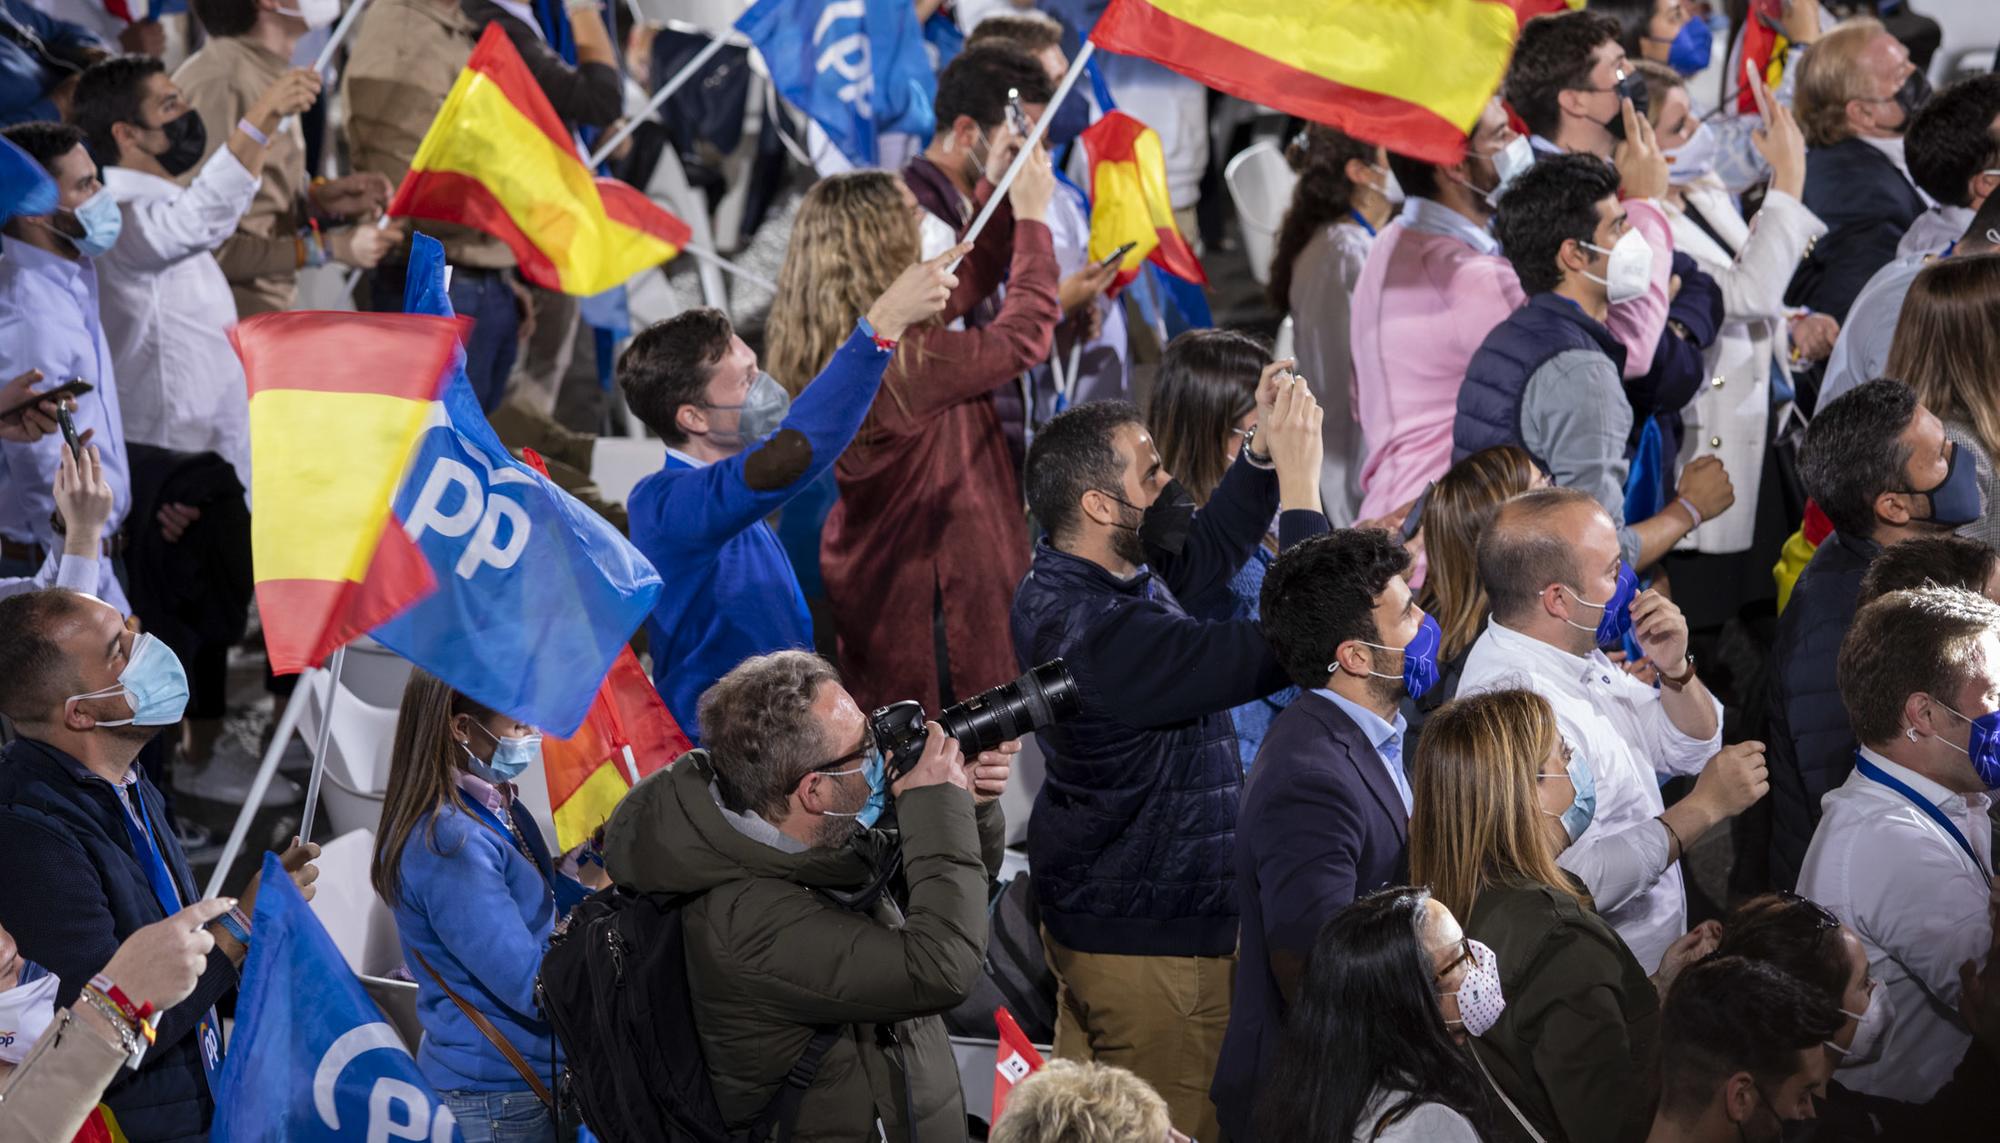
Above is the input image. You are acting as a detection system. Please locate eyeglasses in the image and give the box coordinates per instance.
[1776,889,1841,932]
[1433,936,1474,987]
[1536,738,1577,780]
[811,740,874,775]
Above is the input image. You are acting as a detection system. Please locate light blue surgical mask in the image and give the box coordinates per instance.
[66,190,122,259]
[466,720,543,782]
[66,632,190,728]
[1541,739,1597,842]
[821,746,887,829]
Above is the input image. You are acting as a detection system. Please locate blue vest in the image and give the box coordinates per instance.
[1453,293,1628,468]
[1010,542,1242,958]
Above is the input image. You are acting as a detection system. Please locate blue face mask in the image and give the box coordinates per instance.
[1340,609,1443,701]
[67,632,190,727]
[468,720,543,782]
[1665,17,1713,77]
[1562,561,1638,646]
[1933,701,2000,788]
[1542,741,1597,841]
[821,746,888,829]
[1902,442,1984,529]
[66,190,122,259]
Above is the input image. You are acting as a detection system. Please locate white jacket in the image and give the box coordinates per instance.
[1660,181,1824,553]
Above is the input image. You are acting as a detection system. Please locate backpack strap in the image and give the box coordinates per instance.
[412,947,556,1112]
[746,1025,842,1143]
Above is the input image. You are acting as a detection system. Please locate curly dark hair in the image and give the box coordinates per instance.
[1796,378,1917,541]
[1906,74,2000,209]
[1267,125,1378,310]
[1260,529,1413,690]
[1505,9,1624,140]
[1492,152,1622,295]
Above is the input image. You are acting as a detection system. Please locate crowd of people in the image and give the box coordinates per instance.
[0,0,1998,1141]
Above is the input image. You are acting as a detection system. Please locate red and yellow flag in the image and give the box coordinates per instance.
[387,24,692,296]
[232,312,457,674]
[540,634,690,851]
[1090,0,1537,164]
[1080,111,1205,290]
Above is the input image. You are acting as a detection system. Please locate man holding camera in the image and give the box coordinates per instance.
[601,650,1016,1143]
[1010,373,1328,1140]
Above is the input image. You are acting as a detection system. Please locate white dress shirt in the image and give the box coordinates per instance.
[0,244,132,559]
[1796,746,1993,1104]
[1459,620,1722,973]
[98,148,258,487]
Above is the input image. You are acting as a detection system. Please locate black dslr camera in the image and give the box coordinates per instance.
[869,659,1081,779]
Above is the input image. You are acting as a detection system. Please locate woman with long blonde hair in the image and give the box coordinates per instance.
[371,671,577,1142]
[765,157,1061,714]
[1417,446,1547,690]
[1410,689,1662,1143]
[1884,253,2000,549]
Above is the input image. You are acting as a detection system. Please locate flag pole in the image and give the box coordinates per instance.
[587,33,729,168]
[955,41,1095,262]
[202,673,313,900]
[312,0,373,76]
[296,643,346,844]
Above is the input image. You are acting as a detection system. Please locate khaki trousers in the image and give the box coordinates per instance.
[1041,928,1234,1142]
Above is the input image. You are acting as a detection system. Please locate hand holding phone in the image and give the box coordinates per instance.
[1006,88,1031,138]
[55,405,81,459]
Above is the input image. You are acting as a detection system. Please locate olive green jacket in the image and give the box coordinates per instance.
[602,753,1003,1142]
[1467,881,1660,1143]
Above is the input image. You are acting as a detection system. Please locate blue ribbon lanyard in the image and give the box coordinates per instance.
[1347,207,1376,238]
[121,786,224,1091]
[1855,755,1990,878]
[456,792,557,893]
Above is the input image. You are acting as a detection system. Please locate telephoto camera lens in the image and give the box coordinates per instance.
[936,660,1081,754]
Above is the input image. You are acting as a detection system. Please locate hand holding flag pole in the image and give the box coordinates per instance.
[954,41,1096,265]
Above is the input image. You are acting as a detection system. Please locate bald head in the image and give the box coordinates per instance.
[1478,487,1609,624]
[0,588,95,723]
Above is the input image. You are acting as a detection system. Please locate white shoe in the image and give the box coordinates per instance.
[174,737,304,807]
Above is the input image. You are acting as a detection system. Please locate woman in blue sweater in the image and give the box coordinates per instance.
[1148,330,1300,767]
[371,671,578,1142]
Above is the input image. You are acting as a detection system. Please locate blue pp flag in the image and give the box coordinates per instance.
[212,853,462,1142]
[737,0,936,166]
[0,135,55,223]
[370,235,663,736]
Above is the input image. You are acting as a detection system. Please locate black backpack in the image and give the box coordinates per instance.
[537,886,839,1143]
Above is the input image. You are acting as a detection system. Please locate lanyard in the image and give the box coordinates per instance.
[119,781,223,1091]
[456,792,555,891]
[1855,755,1990,878]
[1348,207,1377,238]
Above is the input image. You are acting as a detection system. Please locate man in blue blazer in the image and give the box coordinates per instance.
[1209,528,1440,1140]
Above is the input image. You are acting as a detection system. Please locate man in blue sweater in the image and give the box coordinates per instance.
[1009,375,1327,1141]
[621,243,966,741]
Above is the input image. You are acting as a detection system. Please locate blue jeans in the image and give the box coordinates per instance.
[438,1089,556,1143]
[368,261,522,413]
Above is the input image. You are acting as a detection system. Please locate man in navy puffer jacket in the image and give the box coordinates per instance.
[1009,376,1327,1141]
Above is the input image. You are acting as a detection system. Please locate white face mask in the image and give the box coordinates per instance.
[1440,938,1507,1037]
[0,971,59,1065]
[1371,163,1406,208]
[276,0,338,30]
[1664,121,1718,184]
[1826,977,1893,1068]
[1580,228,1652,304]
[1483,136,1535,209]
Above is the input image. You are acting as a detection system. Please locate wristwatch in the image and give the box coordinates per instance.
[1659,652,1697,691]
[1238,426,1274,469]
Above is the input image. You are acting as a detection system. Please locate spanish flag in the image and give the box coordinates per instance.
[233,313,458,674]
[1089,0,1536,164]
[387,24,692,296]
[1081,111,1205,289]
[541,644,690,851]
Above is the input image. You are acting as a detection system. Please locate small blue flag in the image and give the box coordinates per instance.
[736,0,936,166]
[211,853,462,1142]
[370,235,663,736]
[0,135,55,223]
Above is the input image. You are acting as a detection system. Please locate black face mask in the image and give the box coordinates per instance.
[1890,69,1933,127]
[1593,67,1649,142]
[153,109,207,177]
[1107,479,1197,560]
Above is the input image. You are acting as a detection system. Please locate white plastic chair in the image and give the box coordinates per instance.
[590,437,668,506]
[1224,140,1298,289]
[308,828,426,1051]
